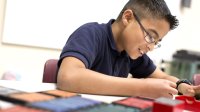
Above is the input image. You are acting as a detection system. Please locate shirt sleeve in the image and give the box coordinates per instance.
[129,54,156,78]
[58,24,100,69]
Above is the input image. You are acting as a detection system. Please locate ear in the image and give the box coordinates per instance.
[122,9,134,26]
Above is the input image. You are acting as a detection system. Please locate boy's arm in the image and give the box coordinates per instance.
[57,57,142,96]
[57,57,177,98]
[149,68,200,96]
[148,68,179,83]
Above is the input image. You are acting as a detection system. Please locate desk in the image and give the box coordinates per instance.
[0,80,193,112]
[0,80,56,92]
[0,80,126,103]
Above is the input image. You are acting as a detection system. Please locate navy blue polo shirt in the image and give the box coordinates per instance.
[58,19,156,78]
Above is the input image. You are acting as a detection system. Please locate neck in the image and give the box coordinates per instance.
[111,21,124,52]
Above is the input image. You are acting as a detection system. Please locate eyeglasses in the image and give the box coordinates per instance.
[133,13,161,49]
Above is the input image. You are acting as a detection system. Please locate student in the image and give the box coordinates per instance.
[57,0,200,99]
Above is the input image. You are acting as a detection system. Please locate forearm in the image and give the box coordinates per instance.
[162,74,179,83]
[57,67,145,97]
[57,58,177,98]
[150,68,179,83]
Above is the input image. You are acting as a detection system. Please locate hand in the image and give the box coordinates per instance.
[178,83,200,96]
[194,85,200,95]
[142,78,178,99]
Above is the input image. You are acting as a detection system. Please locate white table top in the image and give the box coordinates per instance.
[0,80,192,111]
[0,80,56,92]
[0,80,127,103]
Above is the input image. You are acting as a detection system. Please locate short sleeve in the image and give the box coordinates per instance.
[58,23,100,68]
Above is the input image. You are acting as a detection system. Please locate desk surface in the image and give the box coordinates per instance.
[0,80,126,103]
[0,80,192,112]
[0,80,56,92]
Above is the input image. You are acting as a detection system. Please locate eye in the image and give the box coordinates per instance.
[148,34,155,43]
[148,30,159,41]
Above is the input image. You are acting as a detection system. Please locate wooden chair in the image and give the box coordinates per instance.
[43,59,58,83]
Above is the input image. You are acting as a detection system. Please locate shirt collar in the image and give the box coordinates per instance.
[107,19,119,51]
[106,19,128,57]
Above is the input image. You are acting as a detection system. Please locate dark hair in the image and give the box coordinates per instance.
[116,0,179,30]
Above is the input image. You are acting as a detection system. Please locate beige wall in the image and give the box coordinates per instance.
[0,0,199,82]
[0,0,61,82]
[177,0,200,51]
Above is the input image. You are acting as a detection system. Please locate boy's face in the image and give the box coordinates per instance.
[120,10,170,59]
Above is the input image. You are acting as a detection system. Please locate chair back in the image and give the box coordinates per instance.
[43,59,58,83]
[193,74,200,86]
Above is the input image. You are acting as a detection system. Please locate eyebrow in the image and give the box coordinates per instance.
[148,29,160,40]
[133,12,161,42]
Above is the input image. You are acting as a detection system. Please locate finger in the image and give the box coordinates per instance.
[169,88,178,95]
[167,83,178,95]
[163,93,174,99]
[185,89,195,96]
[169,81,177,88]
[193,86,200,93]
[193,85,200,90]
[188,88,195,93]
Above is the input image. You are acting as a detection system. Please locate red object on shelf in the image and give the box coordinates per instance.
[175,96,200,112]
[153,97,185,112]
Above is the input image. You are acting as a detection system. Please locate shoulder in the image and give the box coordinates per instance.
[77,22,105,33]
[68,22,108,43]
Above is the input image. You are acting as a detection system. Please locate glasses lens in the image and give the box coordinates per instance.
[144,35,155,43]
[145,35,161,49]
[154,43,161,49]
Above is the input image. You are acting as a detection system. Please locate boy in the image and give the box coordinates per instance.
[57,0,200,99]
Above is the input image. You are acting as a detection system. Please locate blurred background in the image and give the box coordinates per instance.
[0,0,199,82]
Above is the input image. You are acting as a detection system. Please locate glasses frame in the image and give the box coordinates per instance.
[132,12,161,49]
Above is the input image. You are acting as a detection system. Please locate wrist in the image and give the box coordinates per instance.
[176,79,192,95]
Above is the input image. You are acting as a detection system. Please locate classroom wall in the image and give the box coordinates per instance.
[0,0,199,82]
[177,0,200,51]
[0,0,61,82]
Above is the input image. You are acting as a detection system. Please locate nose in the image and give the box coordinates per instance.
[146,44,154,51]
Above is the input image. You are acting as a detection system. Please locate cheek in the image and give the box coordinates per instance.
[121,26,146,59]
[121,26,144,51]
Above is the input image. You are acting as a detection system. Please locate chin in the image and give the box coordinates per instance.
[126,50,141,59]
[130,55,140,60]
